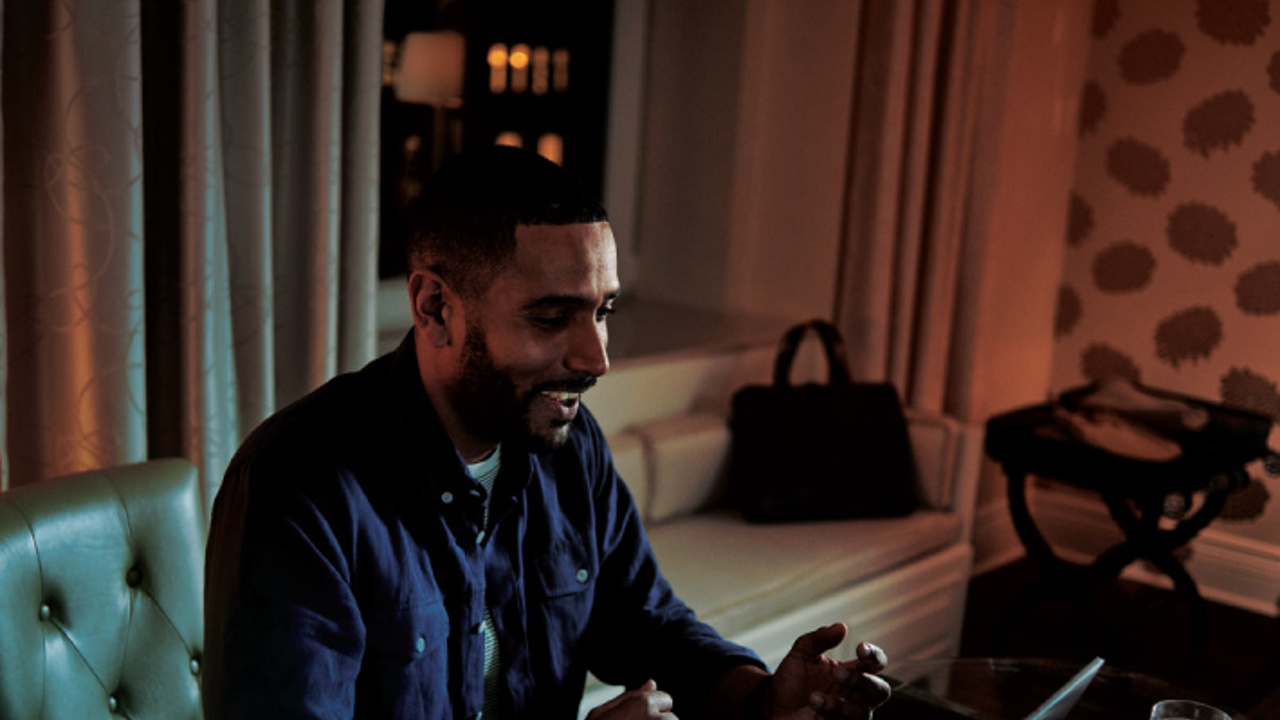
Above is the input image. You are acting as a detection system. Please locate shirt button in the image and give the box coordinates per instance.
[440,492,454,504]
[415,636,426,653]
[576,568,589,583]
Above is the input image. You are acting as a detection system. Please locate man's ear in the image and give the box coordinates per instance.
[408,269,454,348]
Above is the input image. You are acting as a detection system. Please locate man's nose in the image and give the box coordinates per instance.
[565,319,609,378]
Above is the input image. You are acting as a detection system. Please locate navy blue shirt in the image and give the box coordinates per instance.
[204,334,763,719]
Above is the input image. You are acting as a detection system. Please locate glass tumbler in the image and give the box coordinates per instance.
[1149,699,1232,720]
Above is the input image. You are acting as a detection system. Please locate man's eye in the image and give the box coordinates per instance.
[596,306,616,322]
[531,315,570,330]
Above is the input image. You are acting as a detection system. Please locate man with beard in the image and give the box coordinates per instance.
[204,146,891,720]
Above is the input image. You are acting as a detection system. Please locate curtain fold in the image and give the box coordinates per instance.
[835,0,1002,419]
[1,0,384,510]
[3,1,150,487]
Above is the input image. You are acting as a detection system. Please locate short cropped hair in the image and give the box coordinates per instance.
[405,145,609,300]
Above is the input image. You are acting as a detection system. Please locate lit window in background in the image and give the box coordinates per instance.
[537,133,563,165]
[487,44,508,93]
[531,46,550,95]
[382,41,397,86]
[509,44,531,93]
[552,48,570,92]
[495,131,523,148]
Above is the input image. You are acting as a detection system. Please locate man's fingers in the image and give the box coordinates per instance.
[807,691,874,720]
[644,684,674,714]
[831,642,888,683]
[854,672,892,708]
[788,622,848,660]
[587,679,673,719]
[855,641,888,672]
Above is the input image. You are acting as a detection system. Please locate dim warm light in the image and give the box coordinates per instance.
[532,46,550,95]
[509,46,530,69]
[495,132,523,148]
[537,133,563,165]
[510,43,531,93]
[488,44,508,93]
[395,31,465,107]
[553,48,570,92]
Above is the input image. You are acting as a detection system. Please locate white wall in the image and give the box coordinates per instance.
[633,0,856,321]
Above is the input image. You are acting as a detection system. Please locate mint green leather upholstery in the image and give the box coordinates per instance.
[0,459,205,719]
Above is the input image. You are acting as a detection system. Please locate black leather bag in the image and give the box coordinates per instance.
[729,319,918,523]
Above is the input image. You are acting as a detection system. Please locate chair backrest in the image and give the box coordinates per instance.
[0,459,205,720]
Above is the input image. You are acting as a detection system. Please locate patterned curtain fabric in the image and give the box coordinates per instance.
[835,0,1005,418]
[0,0,384,513]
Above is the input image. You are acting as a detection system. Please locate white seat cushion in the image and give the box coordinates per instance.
[648,509,960,638]
[640,413,730,524]
[608,429,650,518]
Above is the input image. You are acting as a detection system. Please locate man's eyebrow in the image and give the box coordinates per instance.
[522,290,621,311]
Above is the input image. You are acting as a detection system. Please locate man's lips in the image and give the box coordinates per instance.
[535,378,595,419]
[538,389,581,421]
[541,390,584,405]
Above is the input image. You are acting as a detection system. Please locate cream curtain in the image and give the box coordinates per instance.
[1,0,385,513]
[835,0,1005,420]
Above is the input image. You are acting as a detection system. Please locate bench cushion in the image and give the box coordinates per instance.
[648,509,961,638]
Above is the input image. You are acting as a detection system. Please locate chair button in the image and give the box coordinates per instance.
[126,567,142,587]
[107,695,118,712]
[441,492,454,504]
[576,568,589,583]
[190,657,201,675]
[414,636,426,654]
[38,604,51,622]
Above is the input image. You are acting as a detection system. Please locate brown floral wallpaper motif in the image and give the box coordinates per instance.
[1167,202,1236,263]
[1183,90,1254,156]
[1054,0,1280,523]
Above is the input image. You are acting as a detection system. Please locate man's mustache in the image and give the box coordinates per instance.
[533,375,598,395]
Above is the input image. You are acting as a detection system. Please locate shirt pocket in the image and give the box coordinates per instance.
[360,600,451,719]
[534,538,597,599]
[364,599,450,662]
[531,539,596,676]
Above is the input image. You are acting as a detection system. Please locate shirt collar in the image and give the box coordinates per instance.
[384,331,534,499]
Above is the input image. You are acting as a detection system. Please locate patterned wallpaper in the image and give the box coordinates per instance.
[1051,0,1280,529]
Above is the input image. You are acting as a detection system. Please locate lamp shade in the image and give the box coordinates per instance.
[395,31,465,107]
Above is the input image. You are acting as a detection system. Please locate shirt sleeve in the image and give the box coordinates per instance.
[576,412,765,709]
[204,451,365,720]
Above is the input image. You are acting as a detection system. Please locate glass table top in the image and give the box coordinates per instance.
[876,658,1247,720]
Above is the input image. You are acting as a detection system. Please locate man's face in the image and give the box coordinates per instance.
[447,222,619,453]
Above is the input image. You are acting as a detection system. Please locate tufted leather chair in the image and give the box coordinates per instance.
[0,459,205,719]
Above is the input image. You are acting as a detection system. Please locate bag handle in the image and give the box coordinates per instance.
[773,319,854,388]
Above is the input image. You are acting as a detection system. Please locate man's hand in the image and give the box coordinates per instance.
[587,679,678,719]
[764,623,890,719]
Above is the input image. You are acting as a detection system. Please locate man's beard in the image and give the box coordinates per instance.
[450,321,594,454]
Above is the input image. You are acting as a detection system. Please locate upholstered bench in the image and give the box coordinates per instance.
[579,407,983,716]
